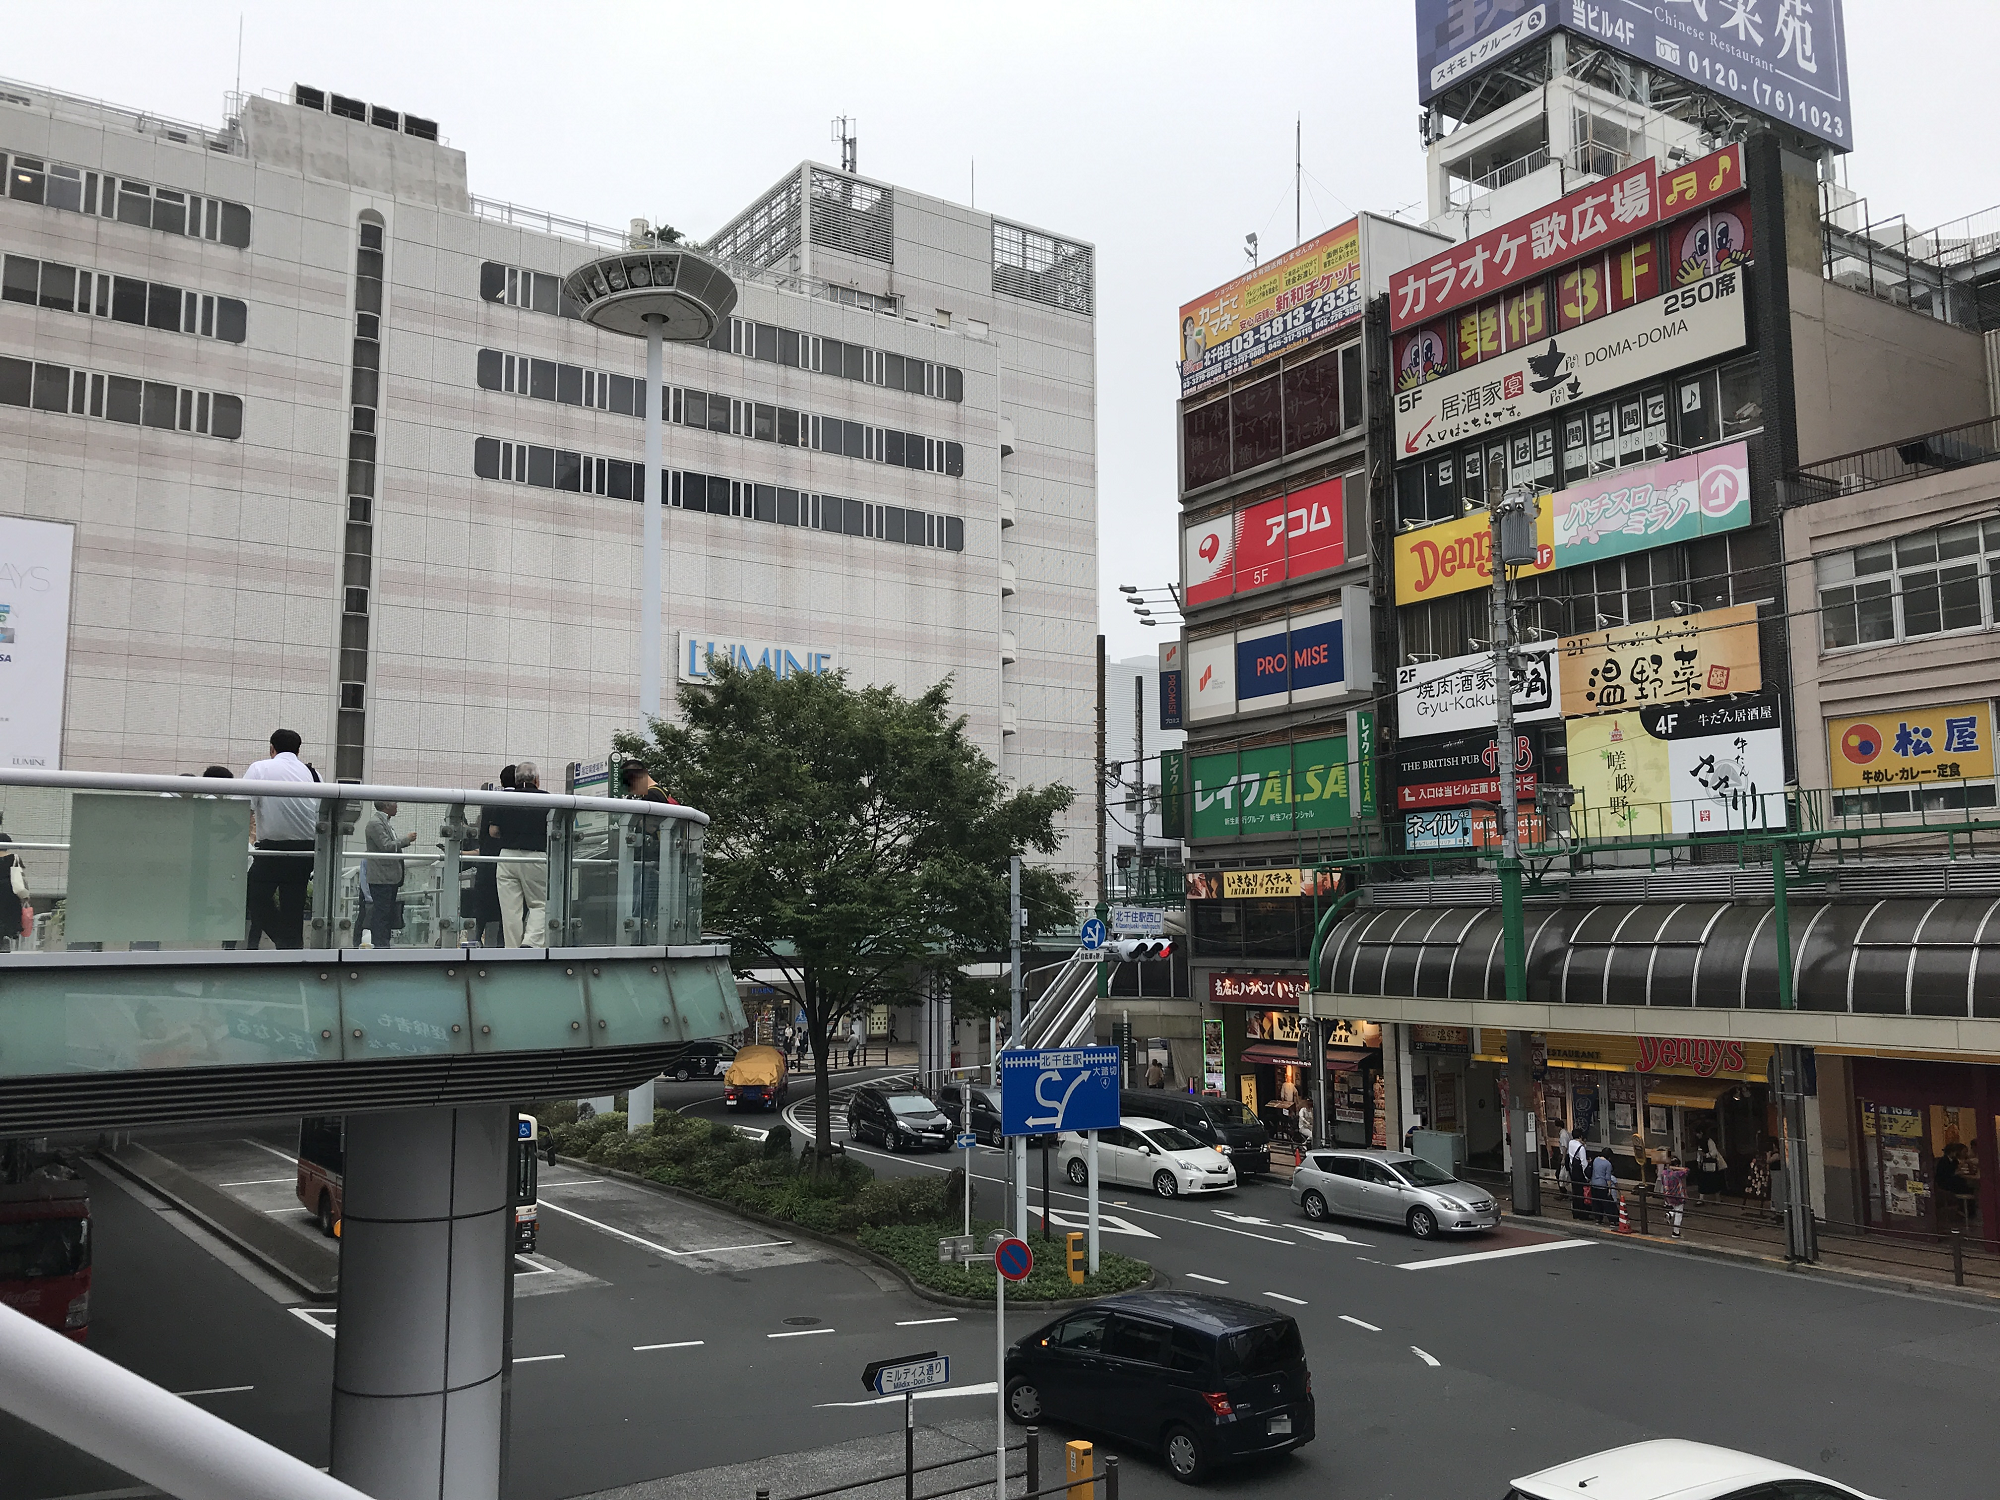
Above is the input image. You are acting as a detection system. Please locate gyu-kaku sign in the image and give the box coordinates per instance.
[1000,1047,1119,1137]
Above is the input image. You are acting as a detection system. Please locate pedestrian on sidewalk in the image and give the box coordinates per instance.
[1589,1149,1617,1225]
[1564,1131,1590,1218]
[1744,1140,1772,1217]
[243,730,320,949]
[1659,1156,1688,1238]
[847,1014,864,1068]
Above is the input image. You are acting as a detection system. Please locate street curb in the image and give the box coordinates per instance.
[559,1156,1157,1308]
[1507,1208,2000,1309]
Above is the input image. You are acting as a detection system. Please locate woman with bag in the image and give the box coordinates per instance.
[0,828,26,950]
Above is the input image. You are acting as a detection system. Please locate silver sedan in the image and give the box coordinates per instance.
[1288,1148,1498,1238]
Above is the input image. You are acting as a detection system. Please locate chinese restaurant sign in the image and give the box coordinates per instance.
[1828,701,1995,790]
[1394,267,1747,458]
[1558,603,1761,718]
[1179,220,1362,398]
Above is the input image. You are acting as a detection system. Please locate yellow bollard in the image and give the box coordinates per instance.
[1065,1439,1094,1499]
[1065,1230,1086,1285]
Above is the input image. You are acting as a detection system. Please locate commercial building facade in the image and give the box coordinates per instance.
[0,79,1098,877]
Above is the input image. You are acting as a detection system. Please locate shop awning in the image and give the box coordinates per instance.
[1323,1046,1380,1071]
[1638,1076,1743,1110]
[1240,1043,1305,1065]
[1316,896,2000,1016]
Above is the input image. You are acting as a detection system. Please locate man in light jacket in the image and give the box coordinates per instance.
[363,801,417,948]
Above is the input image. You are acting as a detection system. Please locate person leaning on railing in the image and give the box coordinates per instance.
[489,761,548,948]
[243,730,320,950]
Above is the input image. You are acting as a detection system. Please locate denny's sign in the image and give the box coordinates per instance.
[1393,505,1555,605]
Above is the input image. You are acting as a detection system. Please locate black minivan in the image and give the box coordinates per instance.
[846,1086,953,1152]
[1005,1291,1313,1484]
[1120,1090,1271,1178]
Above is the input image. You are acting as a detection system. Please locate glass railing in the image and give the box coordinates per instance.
[0,769,707,954]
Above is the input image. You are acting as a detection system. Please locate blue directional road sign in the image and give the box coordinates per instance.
[1000,1047,1120,1137]
[1079,918,1106,950]
[955,1131,978,1150]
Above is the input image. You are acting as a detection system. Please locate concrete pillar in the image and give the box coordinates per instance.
[332,1106,509,1500]
[626,1078,654,1134]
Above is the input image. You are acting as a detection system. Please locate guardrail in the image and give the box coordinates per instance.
[752,1430,1120,1500]
[0,767,706,954]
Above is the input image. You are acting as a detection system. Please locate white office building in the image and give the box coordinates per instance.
[0,81,1098,872]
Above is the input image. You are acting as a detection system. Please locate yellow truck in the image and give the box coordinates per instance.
[723,1044,789,1111]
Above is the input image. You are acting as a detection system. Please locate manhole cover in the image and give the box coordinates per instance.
[783,1316,821,1326]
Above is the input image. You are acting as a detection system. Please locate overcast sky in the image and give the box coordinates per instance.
[10,1,1991,662]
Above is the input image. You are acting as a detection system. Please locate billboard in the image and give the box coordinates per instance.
[1396,639,1560,739]
[1415,1,1851,150]
[1558,602,1762,718]
[1182,475,1345,607]
[1189,734,1349,840]
[0,514,75,768]
[1405,806,1549,850]
[1390,160,1658,333]
[1179,220,1362,398]
[1393,730,1540,811]
[1571,693,1785,837]
[1828,701,1995,791]
[1159,640,1183,730]
[1187,631,1236,722]
[1160,748,1186,838]
[1395,267,1748,459]
[1393,503,1555,605]
[1552,440,1751,568]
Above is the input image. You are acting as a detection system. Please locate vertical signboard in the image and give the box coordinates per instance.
[0,515,75,768]
[1158,640,1183,730]
[1159,749,1186,839]
[1348,708,1377,819]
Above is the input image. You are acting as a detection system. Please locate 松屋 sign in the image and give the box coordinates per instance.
[1828,700,1995,790]
[678,632,835,682]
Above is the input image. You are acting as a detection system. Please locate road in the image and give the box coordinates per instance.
[9,1072,2000,1500]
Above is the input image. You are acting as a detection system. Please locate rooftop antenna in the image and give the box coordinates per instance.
[233,14,243,102]
[1295,113,1301,246]
[831,115,857,175]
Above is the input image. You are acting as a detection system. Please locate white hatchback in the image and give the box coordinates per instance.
[1508,1440,1877,1499]
[1056,1116,1237,1198]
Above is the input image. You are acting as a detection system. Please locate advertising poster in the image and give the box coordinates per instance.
[1828,700,1994,791]
[1569,712,1671,837]
[0,515,75,769]
[1190,734,1349,840]
[1393,503,1555,605]
[1179,220,1362,398]
[1558,602,1762,717]
[1397,639,1560,738]
[1393,730,1539,811]
[1394,268,1748,459]
[1349,708,1377,817]
[1414,0,1550,105]
[1552,440,1751,568]
[1234,606,1345,711]
[1217,868,1339,899]
[1209,974,1311,1005]
[1186,632,1236,722]
[1404,807,1548,850]
[1159,749,1186,838]
[1640,693,1786,834]
[1183,476,1345,608]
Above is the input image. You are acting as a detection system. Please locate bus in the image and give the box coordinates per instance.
[298,1113,540,1253]
[0,1172,90,1341]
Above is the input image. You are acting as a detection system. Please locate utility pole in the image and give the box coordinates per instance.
[1096,635,1107,905]
[1133,674,1146,882]
[1491,484,1540,1217]
[1010,853,1026,1238]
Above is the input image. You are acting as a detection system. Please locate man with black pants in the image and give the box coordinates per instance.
[491,760,548,948]
[244,729,320,949]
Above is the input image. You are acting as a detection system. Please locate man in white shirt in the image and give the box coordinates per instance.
[244,729,320,948]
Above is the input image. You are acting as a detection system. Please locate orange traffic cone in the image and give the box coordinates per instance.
[1616,1194,1634,1235]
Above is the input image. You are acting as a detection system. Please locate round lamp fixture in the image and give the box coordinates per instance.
[561,249,737,341]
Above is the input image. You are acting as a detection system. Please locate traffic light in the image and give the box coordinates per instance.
[1107,937,1173,961]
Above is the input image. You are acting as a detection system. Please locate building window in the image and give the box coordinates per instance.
[0,354,240,436]
[2,152,249,246]
[1817,518,2000,651]
[0,253,248,342]
[992,221,1094,315]
[717,315,962,403]
[478,261,581,319]
[1181,339,1361,494]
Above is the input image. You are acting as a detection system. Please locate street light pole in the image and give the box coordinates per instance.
[640,321,664,722]
[1491,485,1541,1218]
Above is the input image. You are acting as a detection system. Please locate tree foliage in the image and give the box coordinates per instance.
[614,661,1076,1156]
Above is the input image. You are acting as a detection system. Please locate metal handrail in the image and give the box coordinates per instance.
[0,767,705,822]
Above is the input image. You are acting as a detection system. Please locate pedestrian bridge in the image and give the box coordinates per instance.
[0,768,739,1133]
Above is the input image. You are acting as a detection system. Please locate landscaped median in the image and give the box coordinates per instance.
[537,1105,1151,1302]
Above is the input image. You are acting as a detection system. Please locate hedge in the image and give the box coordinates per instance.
[859,1220,1152,1302]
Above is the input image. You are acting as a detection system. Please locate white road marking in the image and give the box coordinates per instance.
[537,1198,792,1258]
[633,1340,705,1351]
[513,1354,565,1364]
[1263,1291,1308,1306]
[218,1178,295,1188]
[1400,1239,1592,1271]
[1339,1315,1381,1331]
[241,1139,299,1164]
[816,1382,998,1409]
[1293,1226,1373,1247]
[174,1385,254,1397]
[1035,1208,1158,1240]
[262,1207,306,1215]
[1183,1274,1229,1285]
[541,1176,604,1187]
[289,1308,337,1339]
[897,1317,959,1326]
[1411,1346,1441,1367]
[768,1327,834,1339]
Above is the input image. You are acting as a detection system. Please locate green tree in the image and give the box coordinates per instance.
[614,661,1076,1159]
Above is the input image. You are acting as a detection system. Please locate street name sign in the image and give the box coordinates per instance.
[865,1352,950,1395]
[1108,906,1164,936]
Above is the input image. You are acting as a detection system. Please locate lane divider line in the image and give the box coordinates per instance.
[1411,1346,1441,1367]
[1183,1273,1229,1285]
[768,1327,835,1339]
[514,1354,565,1364]
[1339,1315,1381,1331]
[174,1385,254,1397]
[241,1139,300,1164]
[896,1317,959,1326]
[1262,1291,1307,1306]
[217,1178,296,1188]
[538,1198,792,1258]
[633,1340,705,1351]
[816,1382,999,1409]
[288,1308,337,1339]
[1399,1239,1592,1271]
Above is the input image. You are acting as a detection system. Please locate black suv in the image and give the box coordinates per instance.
[1005,1291,1313,1484]
[932,1082,1006,1146]
[663,1040,737,1081]
[1120,1090,1270,1178]
[846,1086,953,1152]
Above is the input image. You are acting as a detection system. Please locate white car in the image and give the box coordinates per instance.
[1056,1116,1237,1198]
[1509,1440,1877,1499]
